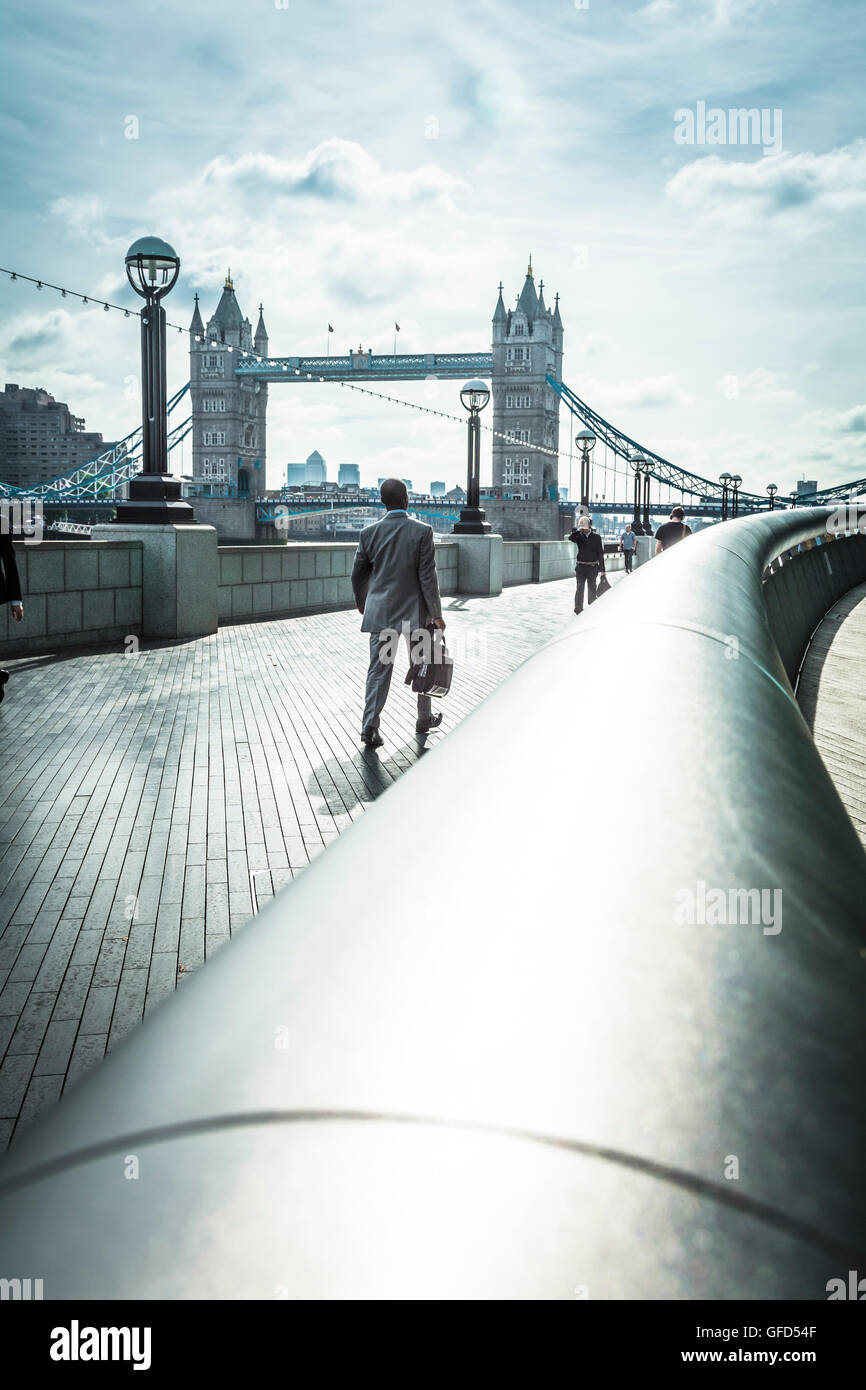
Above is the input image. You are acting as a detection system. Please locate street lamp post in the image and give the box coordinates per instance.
[641,459,653,536]
[730,473,742,518]
[452,379,491,534]
[631,455,646,535]
[766,483,778,511]
[575,428,596,513]
[115,237,195,524]
[789,489,799,510]
[719,471,732,522]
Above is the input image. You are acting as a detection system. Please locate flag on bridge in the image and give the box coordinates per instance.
[393,322,400,355]
[327,324,334,356]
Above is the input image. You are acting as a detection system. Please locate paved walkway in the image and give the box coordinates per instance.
[797,580,866,849]
[0,574,607,1147]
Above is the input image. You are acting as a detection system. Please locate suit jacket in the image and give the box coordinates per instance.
[0,533,22,605]
[351,511,442,635]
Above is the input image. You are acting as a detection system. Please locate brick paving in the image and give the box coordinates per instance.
[0,574,603,1146]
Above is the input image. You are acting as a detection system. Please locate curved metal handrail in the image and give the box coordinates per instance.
[1,507,864,1299]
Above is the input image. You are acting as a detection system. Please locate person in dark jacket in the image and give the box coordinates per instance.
[568,514,606,613]
[0,529,24,704]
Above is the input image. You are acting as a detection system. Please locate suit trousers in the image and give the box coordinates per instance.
[574,563,599,612]
[363,630,432,732]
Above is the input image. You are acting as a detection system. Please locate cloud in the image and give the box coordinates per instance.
[803,402,866,435]
[49,195,126,250]
[720,368,798,402]
[665,140,866,231]
[191,141,468,211]
[587,374,694,411]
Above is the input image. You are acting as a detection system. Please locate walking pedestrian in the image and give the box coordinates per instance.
[351,478,445,748]
[568,514,606,613]
[654,506,693,554]
[619,522,637,573]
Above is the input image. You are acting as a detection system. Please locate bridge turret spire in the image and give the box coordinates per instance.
[254,303,269,354]
[552,291,563,331]
[516,261,538,317]
[189,293,204,338]
[493,282,507,326]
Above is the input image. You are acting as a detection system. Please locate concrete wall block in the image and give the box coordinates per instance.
[261,551,282,582]
[307,578,324,607]
[290,580,309,608]
[128,545,143,586]
[220,552,243,586]
[231,585,253,617]
[315,551,331,577]
[19,592,46,637]
[252,583,273,614]
[217,588,233,620]
[47,591,82,635]
[299,550,317,579]
[98,547,130,590]
[241,552,263,584]
[453,535,504,596]
[64,548,99,592]
[115,588,141,628]
[82,589,115,630]
[281,550,300,579]
[271,582,291,611]
[27,550,64,594]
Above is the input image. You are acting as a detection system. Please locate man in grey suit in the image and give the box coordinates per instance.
[351,478,446,748]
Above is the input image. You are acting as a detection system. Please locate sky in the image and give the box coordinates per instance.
[1,0,865,498]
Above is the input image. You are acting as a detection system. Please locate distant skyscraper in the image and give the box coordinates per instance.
[338,463,360,486]
[305,450,326,485]
[797,479,818,496]
[430,480,446,496]
[0,383,113,488]
[286,463,306,487]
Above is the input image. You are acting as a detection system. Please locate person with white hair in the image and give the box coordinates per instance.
[567,513,606,613]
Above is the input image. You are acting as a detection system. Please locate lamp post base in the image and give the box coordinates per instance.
[113,473,197,526]
[452,507,491,535]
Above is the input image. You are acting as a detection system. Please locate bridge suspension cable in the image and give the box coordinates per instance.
[548,376,768,506]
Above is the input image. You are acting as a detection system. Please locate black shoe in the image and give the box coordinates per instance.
[0,670,8,705]
[361,728,384,749]
[416,712,443,734]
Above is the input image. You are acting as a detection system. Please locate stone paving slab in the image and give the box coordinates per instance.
[0,573,611,1146]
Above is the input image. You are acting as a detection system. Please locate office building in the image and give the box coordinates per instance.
[0,383,114,489]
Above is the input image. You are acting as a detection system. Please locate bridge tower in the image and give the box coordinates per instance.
[188,272,268,499]
[491,260,562,501]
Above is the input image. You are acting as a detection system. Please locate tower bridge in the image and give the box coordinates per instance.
[2,259,865,516]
